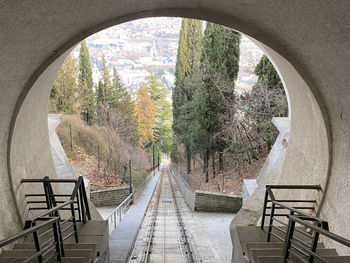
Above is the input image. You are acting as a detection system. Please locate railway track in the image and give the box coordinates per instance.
[130,164,195,263]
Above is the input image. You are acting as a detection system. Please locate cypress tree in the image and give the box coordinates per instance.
[96,80,106,122]
[79,40,95,125]
[193,23,241,177]
[172,18,203,174]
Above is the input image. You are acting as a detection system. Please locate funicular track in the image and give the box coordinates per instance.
[136,166,194,263]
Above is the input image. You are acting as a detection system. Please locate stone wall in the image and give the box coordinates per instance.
[174,171,242,213]
[195,191,242,213]
[90,186,130,207]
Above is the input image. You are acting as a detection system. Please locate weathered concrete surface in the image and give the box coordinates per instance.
[194,212,235,262]
[49,114,76,195]
[238,117,290,220]
[0,0,349,255]
[48,114,102,220]
[242,179,258,206]
[172,168,196,210]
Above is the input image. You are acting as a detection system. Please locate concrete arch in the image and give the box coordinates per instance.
[1,1,348,253]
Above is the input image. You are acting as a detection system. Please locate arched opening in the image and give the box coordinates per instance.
[4,6,333,259]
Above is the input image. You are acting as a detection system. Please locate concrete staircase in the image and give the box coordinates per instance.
[0,221,108,263]
[233,226,350,263]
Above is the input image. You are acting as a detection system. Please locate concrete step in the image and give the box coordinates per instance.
[252,248,338,263]
[0,248,92,262]
[256,255,350,263]
[245,242,325,261]
[13,243,97,259]
[0,257,89,263]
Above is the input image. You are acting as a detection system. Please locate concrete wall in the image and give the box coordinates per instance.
[90,186,130,207]
[0,1,349,254]
[173,170,196,211]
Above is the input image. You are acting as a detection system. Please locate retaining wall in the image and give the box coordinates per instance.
[173,171,242,213]
[173,170,196,211]
[90,186,130,207]
[195,190,242,213]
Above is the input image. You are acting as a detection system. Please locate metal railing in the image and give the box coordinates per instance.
[284,214,350,263]
[22,176,91,224]
[0,176,92,263]
[0,217,63,263]
[261,185,322,242]
[106,193,133,234]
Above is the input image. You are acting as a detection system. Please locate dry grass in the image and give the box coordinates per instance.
[56,114,151,189]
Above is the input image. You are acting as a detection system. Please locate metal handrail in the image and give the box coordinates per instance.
[22,176,91,223]
[289,215,350,249]
[106,193,133,234]
[262,185,322,227]
[0,217,63,263]
[284,215,350,263]
[261,185,322,242]
[31,200,73,220]
[21,175,92,253]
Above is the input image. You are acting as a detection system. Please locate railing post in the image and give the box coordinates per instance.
[267,202,276,242]
[33,230,43,263]
[80,178,91,220]
[153,144,155,176]
[309,221,328,263]
[79,186,86,222]
[309,227,320,263]
[283,214,295,263]
[76,193,82,222]
[261,190,269,230]
[43,176,52,211]
[70,202,79,243]
[53,220,63,261]
[114,212,117,229]
[129,160,133,205]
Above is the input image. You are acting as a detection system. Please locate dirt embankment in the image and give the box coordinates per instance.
[173,156,266,195]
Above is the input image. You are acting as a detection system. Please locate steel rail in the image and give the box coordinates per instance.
[167,167,194,263]
[143,170,164,263]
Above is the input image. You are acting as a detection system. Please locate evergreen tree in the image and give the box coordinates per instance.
[101,54,113,106]
[254,55,282,89]
[96,80,106,121]
[192,23,241,176]
[147,73,173,154]
[79,40,95,125]
[49,54,78,114]
[172,18,203,173]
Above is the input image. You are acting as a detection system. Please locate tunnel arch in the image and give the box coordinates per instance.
[5,5,331,244]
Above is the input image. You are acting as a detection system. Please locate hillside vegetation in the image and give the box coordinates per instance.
[57,115,151,190]
[50,19,288,195]
[171,19,288,193]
